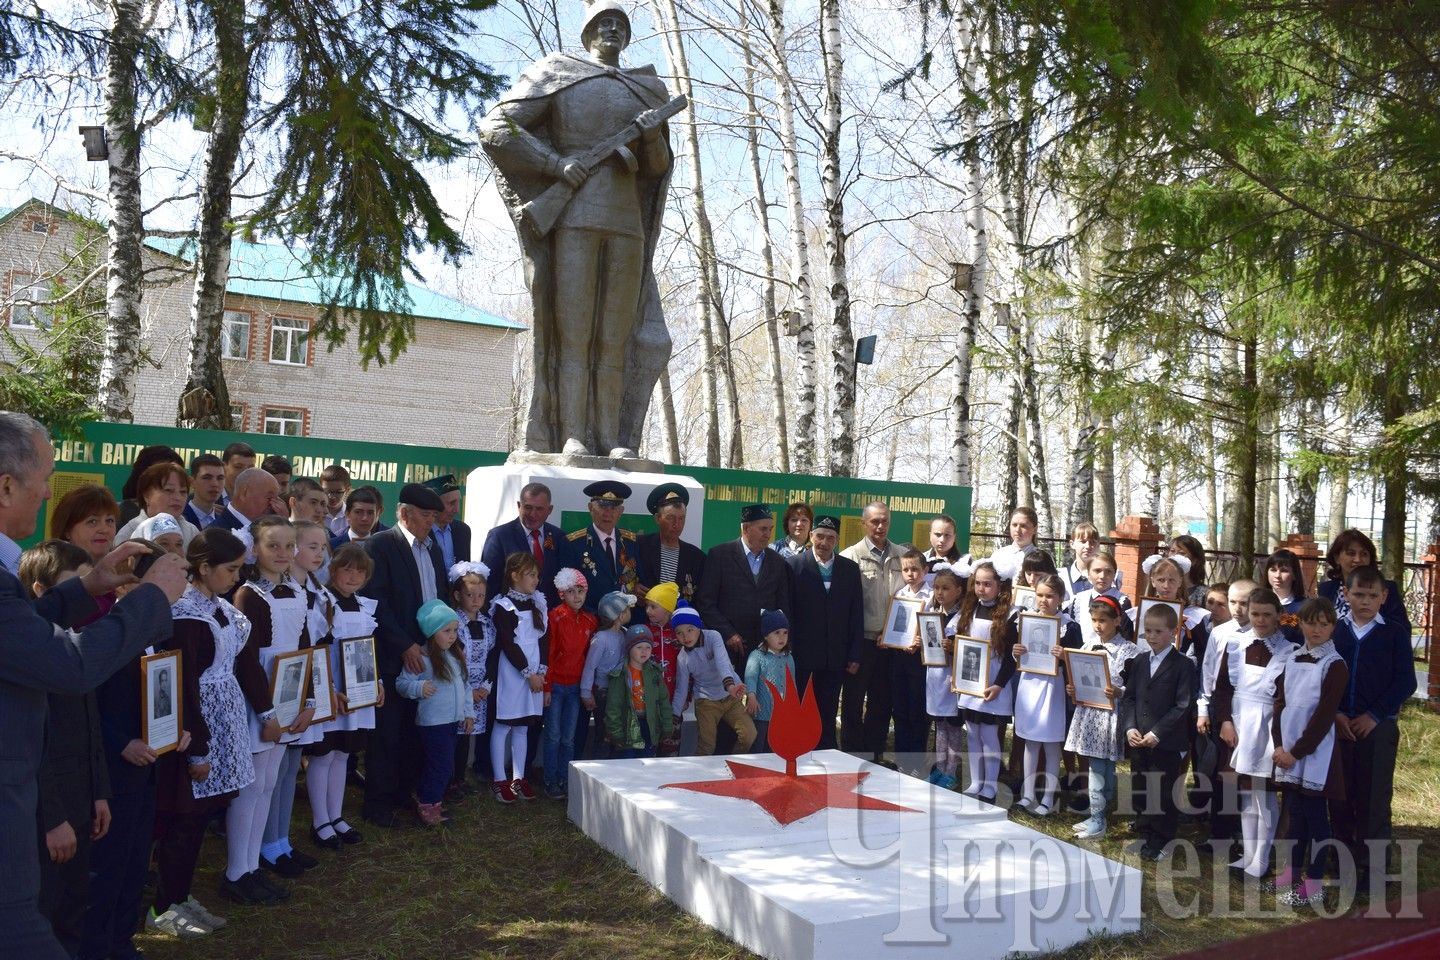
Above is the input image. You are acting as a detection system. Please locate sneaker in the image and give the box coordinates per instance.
[1140,843,1171,862]
[1074,817,1108,840]
[936,774,958,790]
[926,768,943,785]
[147,906,209,938]
[180,896,226,930]
[544,783,567,801]
[1279,883,1325,907]
[513,778,538,801]
[493,780,517,804]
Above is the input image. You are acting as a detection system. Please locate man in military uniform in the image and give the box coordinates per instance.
[561,480,637,612]
[480,0,674,457]
[634,482,706,605]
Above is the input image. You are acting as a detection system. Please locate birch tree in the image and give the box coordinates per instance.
[818,0,856,476]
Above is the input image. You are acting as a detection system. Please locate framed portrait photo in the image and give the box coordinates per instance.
[309,647,336,724]
[1065,648,1113,710]
[340,636,380,711]
[270,650,312,730]
[1137,596,1185,649]
[1011,585,1038,613]
[951,636,990,698]
[881,595,924,650]
[140,650,182,754]
[1016,612,1061,676]
[917,611,948,667]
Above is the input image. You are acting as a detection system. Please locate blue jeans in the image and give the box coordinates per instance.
[543,684,581,787]
[416,724,457,805]
[1087,758,1118,822]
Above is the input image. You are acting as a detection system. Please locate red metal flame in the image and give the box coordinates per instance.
[764,666,820,777]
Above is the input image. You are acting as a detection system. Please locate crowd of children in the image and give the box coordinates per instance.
[18,486,1421,956]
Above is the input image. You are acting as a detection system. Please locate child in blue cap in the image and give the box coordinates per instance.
[398,599,475,825]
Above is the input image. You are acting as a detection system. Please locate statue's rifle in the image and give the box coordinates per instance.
[518,93,688,239]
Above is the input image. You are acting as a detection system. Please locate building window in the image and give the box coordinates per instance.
[7,272,50,330]
[29,218,51,234]
[268,315,309,366]
[222,310,251,360]
[229,403,246,430]
[261,407,307,436]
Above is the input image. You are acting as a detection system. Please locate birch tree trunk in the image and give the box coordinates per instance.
[177,0,249,429]
[658,368,681,464]
[1018,308,1052,536]
[949,2,985,489]
[1145,455,1162,522]
[650,0,724,466]
[765,0,817,470]
[999,310,1022,516]
[1094,416,1116,533]
[819,0,855,477]
[1267,425,1284,545]
[1287,393,1319,535]
[1327,402,1351,538]
[1235,333,1259,556]
[96,0,145,422]
[738,14,789,472]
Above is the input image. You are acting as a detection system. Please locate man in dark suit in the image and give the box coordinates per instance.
[1120,604,1196,861]
[424,475,472,570]
[361,482,448,827]
[212,467,284,533]
[694,503,793,674]
[634,482,705,607]
[787,515,864,750]
[0,411,186,960]
[560,480,638,613]
[479,480,564,607]
[329,486,388,551]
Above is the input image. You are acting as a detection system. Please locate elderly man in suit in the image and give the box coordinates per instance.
[634,482,705,606]
[787,515,864,751]
[424,475,472,570]
[480,481,565,607]
[561,480,638,612]
[839,500,908,763]
[213,467,285,533]
[361,482,449,827]
[0,411,187,960]
[694,504,793,674]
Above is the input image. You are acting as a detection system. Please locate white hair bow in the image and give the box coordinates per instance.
[1142,553,1191,576]
[449,560,491,582]
[991,551,1022,583]
[553,566,588,592]
[951,553,975,578]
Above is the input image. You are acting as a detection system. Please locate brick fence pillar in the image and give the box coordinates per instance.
[1110,515,1162,605]
[1423,542,1440,711]
[1281,532,1323,596]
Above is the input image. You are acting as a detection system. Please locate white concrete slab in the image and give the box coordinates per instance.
[569,750,1141,960]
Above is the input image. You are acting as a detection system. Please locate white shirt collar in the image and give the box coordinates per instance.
[1149,644,1171,670]
[226,503,252,528]
[398,523,429,551]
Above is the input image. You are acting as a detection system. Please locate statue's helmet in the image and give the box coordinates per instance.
[581,0,632,50]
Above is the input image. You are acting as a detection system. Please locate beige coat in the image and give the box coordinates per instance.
[839,538,908,637]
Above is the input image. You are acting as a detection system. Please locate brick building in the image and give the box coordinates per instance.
[0,198,523,448]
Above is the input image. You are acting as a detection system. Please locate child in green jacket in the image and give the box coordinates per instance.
[606,626,674,758]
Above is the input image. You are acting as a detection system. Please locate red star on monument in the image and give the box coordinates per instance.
[662,759,919,826]
[661,667,919,826]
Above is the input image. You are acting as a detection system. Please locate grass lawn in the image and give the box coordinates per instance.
[140,703,1439,960]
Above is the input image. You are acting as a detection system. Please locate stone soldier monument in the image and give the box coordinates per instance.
[481,0,684,460]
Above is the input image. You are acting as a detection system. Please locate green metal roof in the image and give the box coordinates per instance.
[143,235,524,330]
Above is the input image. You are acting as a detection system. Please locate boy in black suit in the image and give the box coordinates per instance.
[1120,603,1196,861]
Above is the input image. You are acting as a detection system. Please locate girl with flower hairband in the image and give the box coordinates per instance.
[448,561,495,791]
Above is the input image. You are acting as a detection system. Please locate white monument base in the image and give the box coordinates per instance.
[462,463,705,545]
[568,751,1141,960]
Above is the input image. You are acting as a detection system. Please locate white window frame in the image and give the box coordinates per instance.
[221,310,251,360]
[261,407,306,436]
[268,315,309,366]
[8,271,50,330]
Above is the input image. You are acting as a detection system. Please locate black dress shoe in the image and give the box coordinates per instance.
[250,870,291,902]
[288,848,319,871]
[311,823,344,851]
[333,821,363,845]
[363,809,402,829]
[260,853,305,879]
[220,873,269,905]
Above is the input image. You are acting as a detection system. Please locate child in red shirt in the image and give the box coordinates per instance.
[544,568,598,799]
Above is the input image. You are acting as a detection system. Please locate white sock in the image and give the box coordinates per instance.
[491,726,515,783]
[510,728,527,780]
[964,722,984,795]
[1234,789,1260,870]
[306,753,334,831]
[226,746,284,881]
[327,750,349,824]
[1022,740,1042,805]
[1248,787,1278,877]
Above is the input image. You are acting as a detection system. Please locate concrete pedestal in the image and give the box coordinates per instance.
[462,463,705,545]
[568,751,1141,960]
